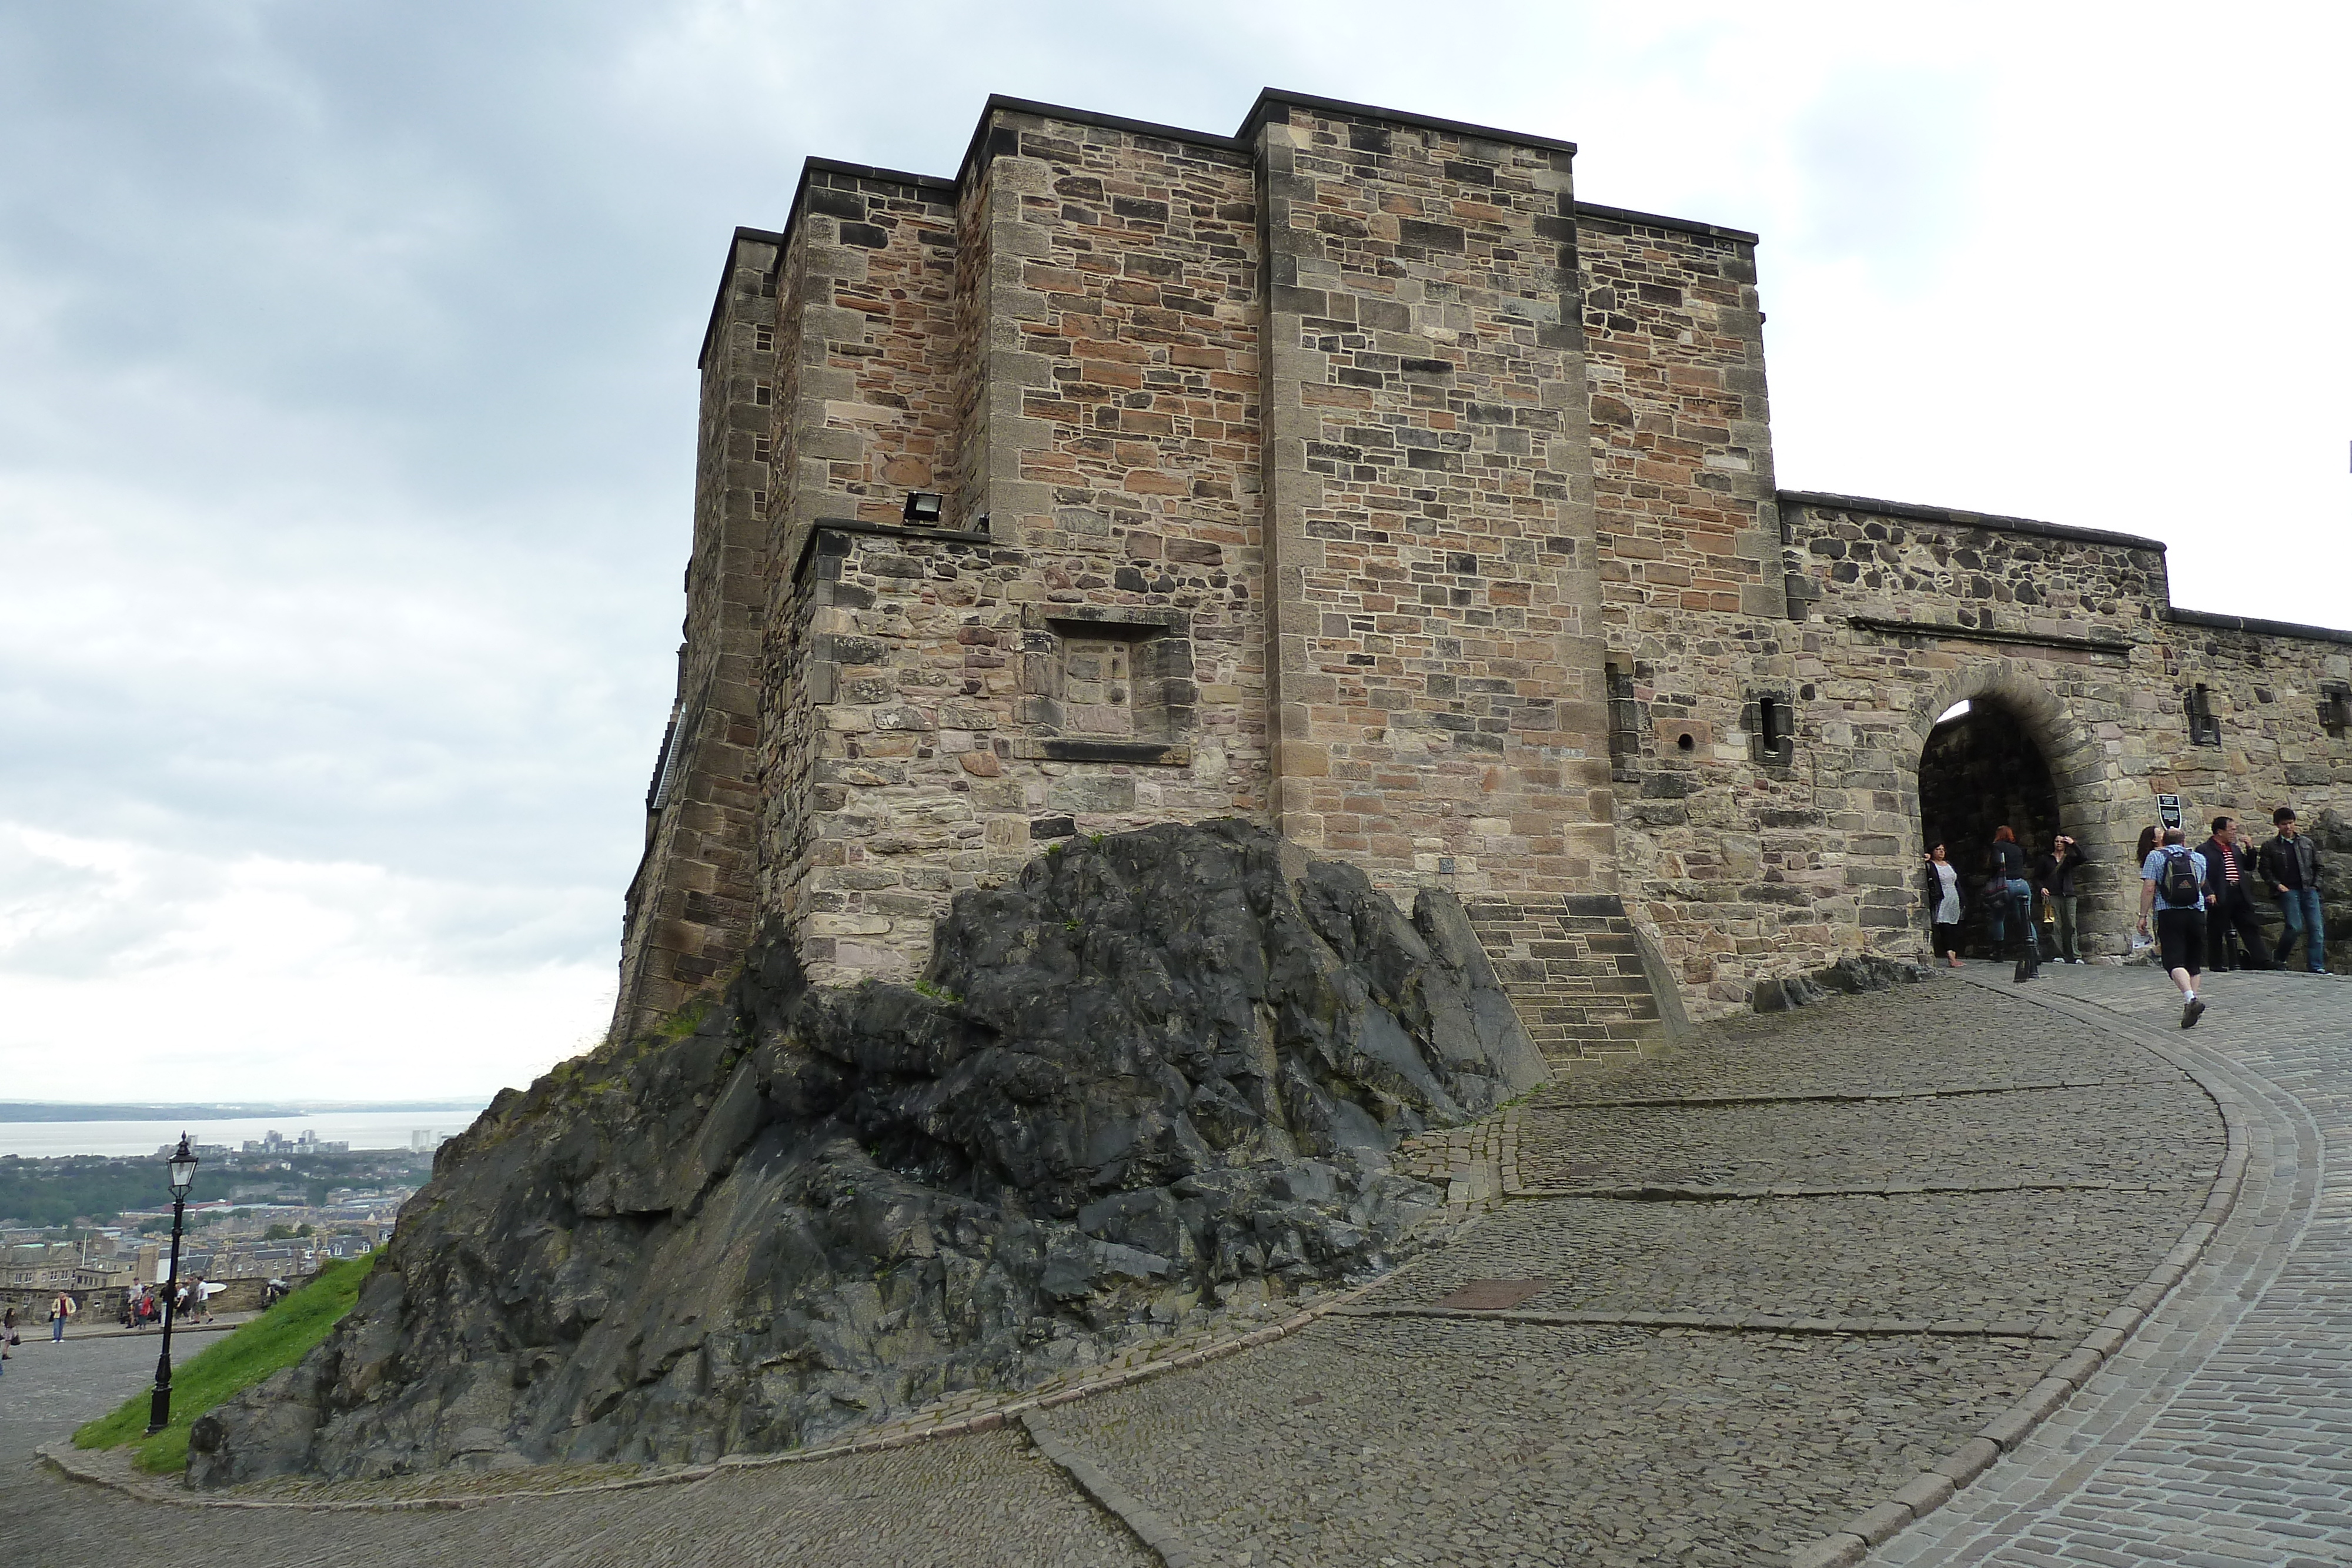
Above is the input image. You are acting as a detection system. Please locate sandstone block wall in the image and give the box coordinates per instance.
[1257,101,1615,903]
[770,524,1267,982]
[1573,209,1825,1014]
[615,229,776,1037]
[770,162,960,567]
[1579,207,1782,624]
[1774,495,2352,974]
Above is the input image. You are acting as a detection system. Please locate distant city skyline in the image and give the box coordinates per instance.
[0,1099,487,1121]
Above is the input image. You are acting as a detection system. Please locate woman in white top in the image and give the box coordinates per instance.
[1923,842,1964,968]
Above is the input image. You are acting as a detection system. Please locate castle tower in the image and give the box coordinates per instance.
[614,88,2352,1048]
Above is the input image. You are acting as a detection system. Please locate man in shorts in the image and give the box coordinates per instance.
[2140,826,2213,1027]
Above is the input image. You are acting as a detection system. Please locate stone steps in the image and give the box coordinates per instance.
[1464,894,1669,1071]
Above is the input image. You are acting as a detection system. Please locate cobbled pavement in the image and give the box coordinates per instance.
[1875,963,2352,1567]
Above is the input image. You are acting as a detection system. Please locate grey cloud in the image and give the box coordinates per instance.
[1789,69,1986,281]
[0,5,1307,1055]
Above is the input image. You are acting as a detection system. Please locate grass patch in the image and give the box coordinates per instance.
[654,997,714,1040]
[72,1252,376,1475]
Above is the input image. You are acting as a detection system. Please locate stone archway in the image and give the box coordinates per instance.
[1919,700,2062,955]
[1899,660,2124,957]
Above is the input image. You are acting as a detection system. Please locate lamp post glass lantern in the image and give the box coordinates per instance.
[146,1133,200,1435]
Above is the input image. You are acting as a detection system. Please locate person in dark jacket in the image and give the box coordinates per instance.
[1990,825,2039,980]
[2258,807,2328,973]
[2198,815,2272,972]
[2033,834,2087,963]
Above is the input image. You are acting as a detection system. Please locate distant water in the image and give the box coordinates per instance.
[0,1109,489,1160]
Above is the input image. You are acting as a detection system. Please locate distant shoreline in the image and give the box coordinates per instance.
[0,1101,490,1123]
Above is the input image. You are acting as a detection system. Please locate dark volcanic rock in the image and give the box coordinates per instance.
[190,820,1546,1486]
[1752,952,1932,1012]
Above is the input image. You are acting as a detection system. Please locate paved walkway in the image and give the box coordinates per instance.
[1880,964,2352,1567]
[4,965,2345,1566]
[1031,975,2222,1566]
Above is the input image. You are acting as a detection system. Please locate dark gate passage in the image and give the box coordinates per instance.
[1919,698,2062,956]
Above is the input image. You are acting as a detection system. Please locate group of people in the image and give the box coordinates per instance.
[1921,827,2087,979]
[117,1279,213,1329]
[2138,807,2330,1028]
[1922,806,2329,1021]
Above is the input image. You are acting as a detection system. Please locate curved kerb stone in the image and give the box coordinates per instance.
[1785,971,2257,1568]
[1020,1412,1200,1568]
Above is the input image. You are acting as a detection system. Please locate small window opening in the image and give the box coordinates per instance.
[754,326,774,351]
[2321,682,2351,737]
[1749,694,1795,766]
[2186,685,2221,747]
[1606,663,1642,780]
[753,435,773,462]
[753,382,773,406]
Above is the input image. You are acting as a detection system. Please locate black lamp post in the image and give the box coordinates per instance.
[145,1133,201,1435]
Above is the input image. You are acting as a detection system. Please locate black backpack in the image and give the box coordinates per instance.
[2159,848,2203,907]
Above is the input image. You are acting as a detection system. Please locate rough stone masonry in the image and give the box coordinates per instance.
[618,86,2352,1062]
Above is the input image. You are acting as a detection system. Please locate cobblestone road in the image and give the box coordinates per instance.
[1877,964,2352,1568]
[0,1333,1150,1566]
[9,968,2344,1566]
[1033,980,2224,1566]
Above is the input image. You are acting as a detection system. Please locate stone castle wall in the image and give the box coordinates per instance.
[1775,496,2350,968]
[614,229,776,1035]
[1572,207,1815,1012]
[739,109,1281,984]
[1257,102,1615,902]
[611,89,2352,1044]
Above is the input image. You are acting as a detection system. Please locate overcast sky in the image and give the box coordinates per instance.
[3,2,2346,1105]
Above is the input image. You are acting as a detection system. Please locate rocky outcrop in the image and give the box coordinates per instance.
[188,821,1547,1485]
[1750,953,1933,1012]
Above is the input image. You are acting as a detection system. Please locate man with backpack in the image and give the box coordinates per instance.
[2141,826,2214,1027]
[2257,807,2328,974]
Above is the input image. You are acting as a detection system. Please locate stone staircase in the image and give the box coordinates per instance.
[1462,894,1673,1071]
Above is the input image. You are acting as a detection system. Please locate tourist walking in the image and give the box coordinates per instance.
[48,1289,75,1341]
[2258,807,2328,974]
[1991,825,2039,981]
[1923,843,1963,967]
[2141,826,2213,1027]
[2198,816,2273,971]
[2035,833,2087,963]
